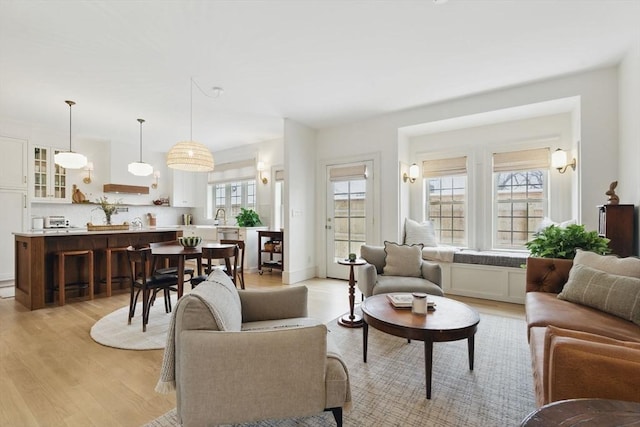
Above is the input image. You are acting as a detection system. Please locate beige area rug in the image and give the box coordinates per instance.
[144,313,536,426]
[90,296,176,350]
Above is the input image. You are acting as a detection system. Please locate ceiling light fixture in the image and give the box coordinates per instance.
[166,78,215,172]
[54,100,88,169]
[128,118,153,176]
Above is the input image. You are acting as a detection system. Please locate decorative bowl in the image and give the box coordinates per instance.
[179,236,202,248]
[153,199,163,205]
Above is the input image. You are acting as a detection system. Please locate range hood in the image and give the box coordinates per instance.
[103,184,149,194]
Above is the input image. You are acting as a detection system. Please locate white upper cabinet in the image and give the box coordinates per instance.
[171,169,197,207]
[31,145,71,203]
[0,136,27,189]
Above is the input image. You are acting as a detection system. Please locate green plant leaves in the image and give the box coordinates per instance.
[236,208,262,227]
[525,224,611,259]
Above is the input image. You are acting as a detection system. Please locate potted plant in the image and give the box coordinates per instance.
[235,208,262,227]
[525,224,611,260]
[524,224,611,290]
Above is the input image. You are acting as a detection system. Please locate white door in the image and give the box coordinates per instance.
[326,162,373,279]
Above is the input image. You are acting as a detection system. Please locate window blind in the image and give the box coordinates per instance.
[208,159,256,183]
[422,156,467,177]
[329,164,368,181]
[493,148,550,172]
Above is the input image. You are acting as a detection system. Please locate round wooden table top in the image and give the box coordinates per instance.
[361,293,480,342]
[337,258,367,266]
[521,398,640,426]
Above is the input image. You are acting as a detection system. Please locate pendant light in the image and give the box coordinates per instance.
[166,77,215,172]
[128,118,153,176]
[54,100,88,169]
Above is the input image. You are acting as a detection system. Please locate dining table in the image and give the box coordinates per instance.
[150,242,239,297]
[150,243,203,298]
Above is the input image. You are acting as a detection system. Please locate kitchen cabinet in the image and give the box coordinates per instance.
[0,136,28,280]
[171,169,197,207]
[31,145,71,202]
[0,136,27,189]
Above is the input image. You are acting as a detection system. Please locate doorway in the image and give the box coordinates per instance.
[326,161,373,279]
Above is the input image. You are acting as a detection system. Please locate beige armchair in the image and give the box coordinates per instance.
[164,269,351,427]
[358,244,443,297]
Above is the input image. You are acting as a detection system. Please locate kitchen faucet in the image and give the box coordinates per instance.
[214,208,226,225]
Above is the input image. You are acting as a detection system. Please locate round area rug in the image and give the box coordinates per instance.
[90,297,176,350]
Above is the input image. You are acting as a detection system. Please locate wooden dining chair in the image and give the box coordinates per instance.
[191,244,239,289]
[220,239,245,289]
[125,246,179,332]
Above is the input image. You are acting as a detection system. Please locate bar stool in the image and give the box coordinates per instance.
[102,246,130,297]
[55,249,94,306]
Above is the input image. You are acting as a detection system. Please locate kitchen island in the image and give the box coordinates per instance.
[13,228,182,310]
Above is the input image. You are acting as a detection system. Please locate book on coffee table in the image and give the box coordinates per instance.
[386,293,436,309]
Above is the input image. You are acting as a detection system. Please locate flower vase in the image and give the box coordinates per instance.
[105,214,112,225]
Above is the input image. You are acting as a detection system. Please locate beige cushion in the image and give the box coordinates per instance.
[558,264,640,326]
[191,269,242,331]
[383,241,423,277]
[574,249,640,278]
[404,218,437,247]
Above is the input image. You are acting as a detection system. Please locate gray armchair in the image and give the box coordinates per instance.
[167,269,351,427]
[357,244,443,297]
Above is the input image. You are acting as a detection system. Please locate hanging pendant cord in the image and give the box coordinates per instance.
[65,100,75,151]
[190,77,194,142]
[138,118,145,162]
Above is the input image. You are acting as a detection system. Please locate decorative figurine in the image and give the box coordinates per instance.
[72,184,86,203]
[606,181,620,205]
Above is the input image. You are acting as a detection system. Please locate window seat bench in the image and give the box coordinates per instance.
[423,248,528,304]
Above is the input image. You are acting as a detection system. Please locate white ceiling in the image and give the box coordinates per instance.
[1,1,639,154]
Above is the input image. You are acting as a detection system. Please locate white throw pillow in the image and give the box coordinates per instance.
[383,241,423,277]
[404,218,437,247]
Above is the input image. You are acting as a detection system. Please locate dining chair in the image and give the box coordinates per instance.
[220,239,245,289]
[126,246,179,332]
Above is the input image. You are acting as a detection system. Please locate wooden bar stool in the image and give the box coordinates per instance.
[55,249,94,306]
[102,246,129,297]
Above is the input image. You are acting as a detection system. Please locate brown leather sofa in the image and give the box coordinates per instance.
[525,255,640,407]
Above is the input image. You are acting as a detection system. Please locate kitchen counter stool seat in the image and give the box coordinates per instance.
[54,249,94,306]
[101,246,130,297]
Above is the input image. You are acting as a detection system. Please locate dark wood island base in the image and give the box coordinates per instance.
[14,228,182,310]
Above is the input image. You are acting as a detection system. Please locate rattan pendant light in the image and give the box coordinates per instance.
[128,118,153,176]
[54,100,88,169]
[167,78,215,172]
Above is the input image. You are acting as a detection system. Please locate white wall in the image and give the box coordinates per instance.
[283,119,316,284]
[618,39,640,253]
[316,67,620,245]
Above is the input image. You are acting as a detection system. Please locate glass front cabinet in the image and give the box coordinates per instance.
[32,146,70,202]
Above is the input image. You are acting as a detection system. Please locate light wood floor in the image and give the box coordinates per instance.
[0,272,524,426]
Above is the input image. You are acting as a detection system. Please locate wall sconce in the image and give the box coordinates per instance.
[83,162,94,184]
[551,148,576,174]
[151,170,160,189]
[403,163,420,183]
[257,161,268,184]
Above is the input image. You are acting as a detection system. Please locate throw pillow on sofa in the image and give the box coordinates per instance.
[558,264,640,326]
[574,249,640,278]
[383,241,423,277]
[404,218,437,247]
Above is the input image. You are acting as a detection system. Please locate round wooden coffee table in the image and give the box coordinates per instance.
[361,293,480,399]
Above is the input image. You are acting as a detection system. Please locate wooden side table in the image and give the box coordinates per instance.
[337,258,366,328]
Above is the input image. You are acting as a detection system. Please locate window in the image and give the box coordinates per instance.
[207,159,258,222]
[493,148,549,249]
[423,156,467,246]
[210,180,256,220]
